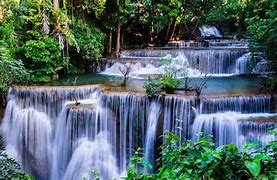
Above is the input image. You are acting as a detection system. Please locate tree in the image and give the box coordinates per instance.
[0,19,29,93]
[119,64,132,86]
[246,0,277,91]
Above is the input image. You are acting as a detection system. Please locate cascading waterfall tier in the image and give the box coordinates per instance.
[200,95,273,114]
[235,52,269,74]
[191,112,277,148]
[2,100,52,180]
[1,85,276,179]
[51,99,119,180]
[101,48,249,77]
[99,93,148,173]
[62,134,119,180]
[199,25,222,38]
[165,39,248,48]
[51,92,149,179]
[163,96,195,141]
[7,85,102,118]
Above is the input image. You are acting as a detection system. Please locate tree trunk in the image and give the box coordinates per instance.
[108,30,112,57]
[169,20,177,41]
[0,5,3,22]
[165,18,173,41]
[149,5,154,44]
[115,21,121,58]
[53,0,59,9]
[184,22,190,40]
[149,21,154,44]
[121,28,124,47]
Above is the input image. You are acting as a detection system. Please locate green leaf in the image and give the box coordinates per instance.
[243,141,261,150]
[254,153,272,161]
[244,160,261,177]
[213,153,222,160]
[142,159,152,170]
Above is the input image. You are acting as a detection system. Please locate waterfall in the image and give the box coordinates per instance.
[50,101,106,180]
[163,96,194,141]
[144,97,161,166]
[165,39,248,48]
[62,133,119,180]
[200,96,272,114]
[100,93,148,173]
[207,39,248,47]
[51,92,148,179]
[102,48,248,77]
[239,120,276,146]
[235,53,251,74]
[1,85,276,179]
[191,112,240,147]
[191,112,277,148]
[184,49,244,74]
[6,85,102,118]
[1,86,109,180]
[165,40,200,48]
[199,25,222,38]
[235,52,270,74]
[1,100,52,180]
[102,55,202,78]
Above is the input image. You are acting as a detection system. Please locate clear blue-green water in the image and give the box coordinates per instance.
[46,74,263,96]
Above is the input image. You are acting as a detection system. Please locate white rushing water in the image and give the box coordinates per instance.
[163,96,193,141]
[101,48,251,77]
[62,133,119,180]
[199,25,222,38]
[1,86,276,180]
[2,100,52,179]
[165,39,248,48]
[144,98,161,167]
[199,95,272,114]
[50,95,120,180]
[191,112,277,148]
[235,52,269,74]
[191,112,240,146]
[101,55,204,78]
[235,53,252,74]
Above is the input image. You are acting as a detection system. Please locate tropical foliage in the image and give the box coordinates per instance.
[0,151,33,179]
[0,45,29,93]
[0,136,32,179]
[0,0,105,87]
[126,131,277,179]
[246,0,277,91]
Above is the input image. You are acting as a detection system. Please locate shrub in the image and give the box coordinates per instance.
[0,150,32,179]
[0,47,29,93]
[160,67,180,94]
[126,131,277,179]
[143,76,161,97]
[24,36,62,82]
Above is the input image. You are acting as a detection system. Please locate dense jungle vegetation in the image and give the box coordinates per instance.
[0,0,276,93]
